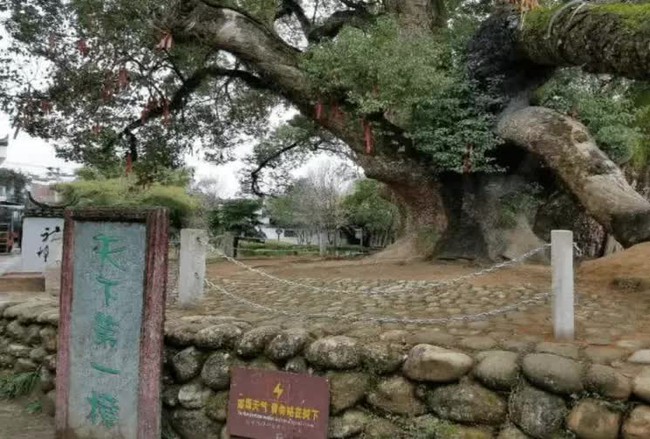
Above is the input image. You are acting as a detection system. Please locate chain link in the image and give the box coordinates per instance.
[204,278,551,325]
[208,243,550,296]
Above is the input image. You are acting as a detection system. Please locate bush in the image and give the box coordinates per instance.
[56,178,199,229]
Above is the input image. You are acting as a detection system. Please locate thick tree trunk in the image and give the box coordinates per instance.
[385,0,446,31]
[519,3,650,81]
[359,155,448,259]
[433,173,548,262]
[176,2,650,260]
[499,106,650,248]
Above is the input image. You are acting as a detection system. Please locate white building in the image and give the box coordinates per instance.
[0,135,7,167]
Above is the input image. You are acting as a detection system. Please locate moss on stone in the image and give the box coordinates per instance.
[596,3,650,31]
[522,6,561,35]
[524,3,650,36]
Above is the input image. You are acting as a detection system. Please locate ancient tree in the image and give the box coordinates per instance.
[2,0,650,259]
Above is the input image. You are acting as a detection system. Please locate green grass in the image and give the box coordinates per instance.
[0,370,41,400]
[25,400,42,414]
[233,240,368,258]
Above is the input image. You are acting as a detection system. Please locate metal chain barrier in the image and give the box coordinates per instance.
[207,243,551,297]
[204,278,551,325]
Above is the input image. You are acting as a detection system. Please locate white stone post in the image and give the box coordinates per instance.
[222,232,236,258]
[552,230,575,340]
[178,229,208,306]
[44,235,63,296]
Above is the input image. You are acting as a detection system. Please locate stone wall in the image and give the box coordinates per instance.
[1,300,650,438]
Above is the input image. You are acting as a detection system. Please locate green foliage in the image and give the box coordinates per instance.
[302,17,502,173]
[535,69,643,164]
[266,195,296,229]
[302,18,453,118]
[411,79,503,173]
[242,115,341,196]
[25,400,43,414]
[630,83,650,168]
[56,177,199,229]
[0,0,275,179]
[223,0,281,25]
[0,371,40,400]
[0,169,30,204]
[209,199,263,237]
[341,179,398,234]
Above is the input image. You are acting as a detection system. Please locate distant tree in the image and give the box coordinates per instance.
[0,169,30,204]
[191,176,228,208]
[266,161,355,251]
[209,199,263,238]
[342,179,399,247]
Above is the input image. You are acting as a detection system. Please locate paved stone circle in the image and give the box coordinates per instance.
[166,259,650,346]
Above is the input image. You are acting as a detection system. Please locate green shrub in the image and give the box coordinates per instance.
[0,371,40,400]
[57,178,199,229]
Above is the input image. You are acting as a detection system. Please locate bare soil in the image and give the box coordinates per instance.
[0,399,53,439]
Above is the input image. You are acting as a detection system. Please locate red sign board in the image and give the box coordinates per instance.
[227,368,330,439]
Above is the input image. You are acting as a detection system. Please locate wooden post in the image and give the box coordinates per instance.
[178,229,208,307]
[552,230,575,341]
[56,208,168,439]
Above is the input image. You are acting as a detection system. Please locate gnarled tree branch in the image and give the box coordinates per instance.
[276,0,312,36]
[498,106,650,248]
[519,3,650,80]
[308,8,374,42]
[113,66,269,154]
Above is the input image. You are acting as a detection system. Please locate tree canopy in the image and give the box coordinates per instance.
[207,198,263,237]
[3,0,650,257]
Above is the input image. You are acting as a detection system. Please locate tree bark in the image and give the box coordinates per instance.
[519,3,650,81]
[498,106,650,248]
[174,2,650,259]
[384,0,446,31]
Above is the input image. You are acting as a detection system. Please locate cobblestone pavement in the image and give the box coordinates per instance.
[168,259,650,347]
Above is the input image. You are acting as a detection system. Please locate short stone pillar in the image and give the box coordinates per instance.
[178,229,208,306]
[552,230,575,340]
[222,232,236,258]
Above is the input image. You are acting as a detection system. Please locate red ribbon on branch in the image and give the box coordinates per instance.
[77,39,89,57]
[40,100,52,115]
[118,67,130,90]
[162,98,171,126]
[126,152,133,176]
[155,33,173,51]
[363,120,374,154]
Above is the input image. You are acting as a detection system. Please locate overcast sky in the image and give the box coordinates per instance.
[0,111,353,197]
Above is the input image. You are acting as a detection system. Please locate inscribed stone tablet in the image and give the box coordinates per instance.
[67,221,146,438]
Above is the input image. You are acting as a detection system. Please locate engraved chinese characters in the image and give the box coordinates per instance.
[228,368,330,439]
[67,222,146,438]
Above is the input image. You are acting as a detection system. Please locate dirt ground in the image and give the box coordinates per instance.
[0,399,53,439]
[207,242,650,294]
